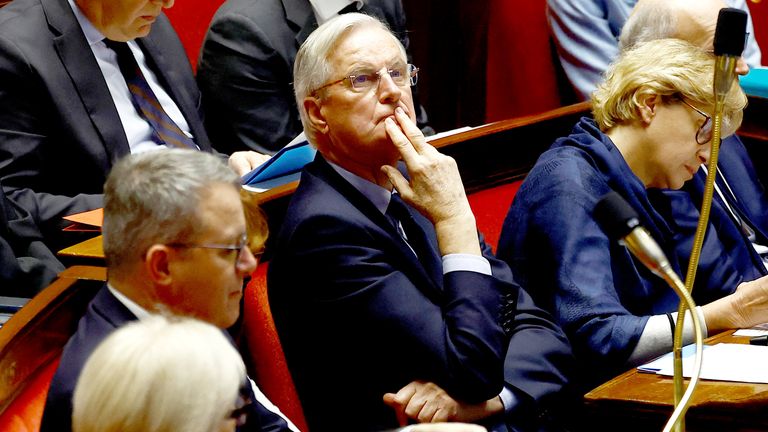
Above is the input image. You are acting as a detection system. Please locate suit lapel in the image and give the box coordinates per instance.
[137,18,211,152]
[310,157,444,299]
[281,0,316,47]
[43,0,130,162]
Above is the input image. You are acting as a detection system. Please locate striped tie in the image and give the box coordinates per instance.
[104,40,197,149]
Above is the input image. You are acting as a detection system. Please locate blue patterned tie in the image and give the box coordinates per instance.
[105,40,197,149]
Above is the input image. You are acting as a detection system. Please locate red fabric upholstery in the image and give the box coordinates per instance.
[242,263,309,432]
[485,0,565,122]
[467,180,522,252]
[164,0,226,70]
[0,358,59,432]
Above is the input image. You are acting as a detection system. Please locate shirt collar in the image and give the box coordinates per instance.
[67,0,106,46]
[107,283,152,320]
[326,159,392,215]
[309,0,363,24]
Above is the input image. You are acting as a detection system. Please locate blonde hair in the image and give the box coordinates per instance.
[592,38,746,137]
[72,315,246,432]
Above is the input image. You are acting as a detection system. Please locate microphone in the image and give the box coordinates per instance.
[712,8,747,102]
[594,191,705,432]
[594,191,674,280]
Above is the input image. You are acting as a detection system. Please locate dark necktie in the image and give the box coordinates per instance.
[104,40,197,149]
[386,193,433,262]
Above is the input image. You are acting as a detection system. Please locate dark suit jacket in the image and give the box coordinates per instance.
[41,286,294,432]
[197,0,428,154]
[0,178,63,297]
[268,156,573,432]
[0,0,212,249]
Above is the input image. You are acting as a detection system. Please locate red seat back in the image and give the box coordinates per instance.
[164,0,226,70]
[486,0,572,122]
[0,359,59,432]
[467,180,522,252]
[242,262,309,432]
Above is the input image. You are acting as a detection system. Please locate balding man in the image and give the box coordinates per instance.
[547,0,761,100]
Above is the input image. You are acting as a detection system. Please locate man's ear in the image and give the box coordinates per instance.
[637,93,661,125]
[144,244,173,288]
[303,97,329,135]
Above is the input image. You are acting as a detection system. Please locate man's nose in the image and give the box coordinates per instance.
[377,70,402,103]
[150,0,175,9]
[236,244,259,275]
[735,57,749,76]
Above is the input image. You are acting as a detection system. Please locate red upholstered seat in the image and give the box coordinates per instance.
[467,180,522,252]
[486,0,573,122]
[164,0,226,70]
[242,262,309,432]
[0,359,59,432]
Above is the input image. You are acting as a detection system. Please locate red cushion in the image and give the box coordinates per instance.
[242,263,309,432]
[486,0,563,121]
[164,0,226,70]
[467,180,522,252]
[0,358,60,432]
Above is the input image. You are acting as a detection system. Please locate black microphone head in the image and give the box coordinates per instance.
[594,191,641,240]
[714,8,748,57]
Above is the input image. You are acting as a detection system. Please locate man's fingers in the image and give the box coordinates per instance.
[381,165,413,199]
[393,107,427,152]
[383,393,409,426]
[385,116,419,165]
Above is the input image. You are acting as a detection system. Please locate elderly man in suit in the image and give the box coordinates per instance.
[40,149,296,432]
[197,0,430,155]
[0,0,267,251]
[268,13,573,432]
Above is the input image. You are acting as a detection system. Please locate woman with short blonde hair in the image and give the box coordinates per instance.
[497,38,768,388]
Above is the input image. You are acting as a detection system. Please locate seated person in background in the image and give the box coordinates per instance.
[42,149,297,432]
[72,315,249,432]
[197,0,431,155]
[547,0,761,100]
[0,0,268,252]
[268,13,573,432]
[620,0,768,263]
[0,178,64,297]
[497,39,768,388]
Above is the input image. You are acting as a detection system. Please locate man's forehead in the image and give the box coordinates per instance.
[331,25,404,65]
[674,0,723,49]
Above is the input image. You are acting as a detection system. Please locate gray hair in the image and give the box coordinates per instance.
[293,12,407,144]
[102,149,239,275]
[72,315,246,432]
[619,1,677,52]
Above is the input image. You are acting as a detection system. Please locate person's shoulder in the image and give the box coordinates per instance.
[0,0,46,37]
[210,0,284,27]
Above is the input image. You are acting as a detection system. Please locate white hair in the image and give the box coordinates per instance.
[293,12,407,144]
[72,315,246,432]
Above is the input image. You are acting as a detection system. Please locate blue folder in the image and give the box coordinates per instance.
[241,140,316,186]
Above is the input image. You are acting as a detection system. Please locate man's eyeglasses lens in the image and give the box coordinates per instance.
[348,64,418,91]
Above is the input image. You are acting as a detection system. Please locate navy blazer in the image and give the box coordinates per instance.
[268,156,573,431]
[41,286,294,432]
[0,0,212,249]
[197,0,428,154]
[497,118,765,388]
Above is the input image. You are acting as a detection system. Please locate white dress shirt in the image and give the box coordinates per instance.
[67,0,195,154]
